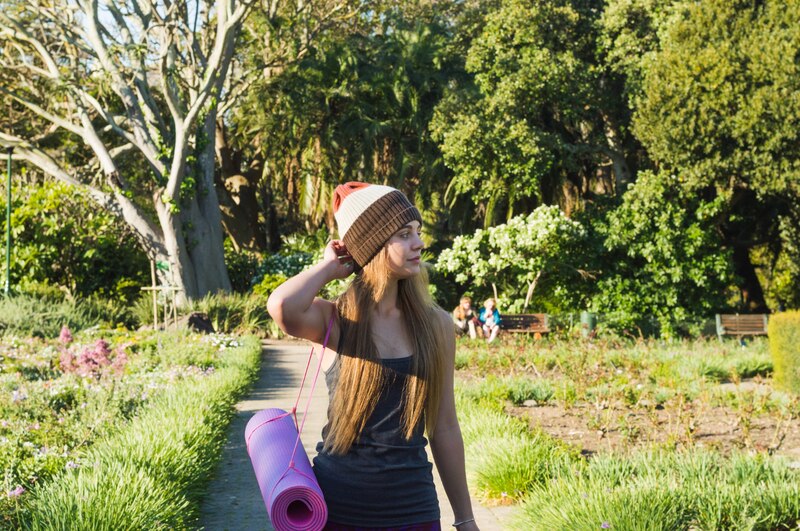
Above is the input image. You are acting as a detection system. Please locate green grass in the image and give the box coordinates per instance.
[0,294,133,337]
[514,450,800,530]
[16,335,260,530]
[454,336,800,529]
[456,382,579,503]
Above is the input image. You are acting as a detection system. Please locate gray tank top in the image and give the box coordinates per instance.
[312,354,440,526]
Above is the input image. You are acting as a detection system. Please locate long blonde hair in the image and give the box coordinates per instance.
[324,250,445,455]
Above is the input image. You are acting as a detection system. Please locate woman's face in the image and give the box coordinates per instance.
[461,300,471,310]
[384,221,424,279]
[485,300,495,310]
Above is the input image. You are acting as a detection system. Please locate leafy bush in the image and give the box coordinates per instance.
[437,206,590,313]
[769,311,800,393]
[251,252,314,297]
[2,179,148,303]
[186,293,270,336]
[591,171,734,339]
[223,240,262,293]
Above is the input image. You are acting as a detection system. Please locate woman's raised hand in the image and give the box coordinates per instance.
[323,240,356,280]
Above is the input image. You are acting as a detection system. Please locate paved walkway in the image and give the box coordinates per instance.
[199,340,513,531]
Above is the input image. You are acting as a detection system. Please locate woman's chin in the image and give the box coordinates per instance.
[390,264,421,279]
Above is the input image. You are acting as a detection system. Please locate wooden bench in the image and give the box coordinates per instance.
[715,313,768,340]
[500,313,550,334]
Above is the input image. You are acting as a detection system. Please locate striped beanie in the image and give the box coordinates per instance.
[333,182,422,269]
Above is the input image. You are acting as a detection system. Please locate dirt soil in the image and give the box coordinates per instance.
[508,381,800,463]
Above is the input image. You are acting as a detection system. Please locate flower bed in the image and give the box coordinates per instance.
[455,336,800,529]
[1,327,260,529]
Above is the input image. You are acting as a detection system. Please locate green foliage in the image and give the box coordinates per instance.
[16,335,261,529]
[185,293,271,336]
[592,171,733,338]
[432,0,631,223]
[768,311,800,393]
[627,0,800,312]
[438,205,589,312]
[515,449,800,530]
[251,252,314,298]
[0,294,133,337]
[223,239,261,294]
[632,0,800,195]
[234,7,462,235]
[1,179,148,303]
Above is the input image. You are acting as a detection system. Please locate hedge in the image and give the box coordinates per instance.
[768,311,800,393]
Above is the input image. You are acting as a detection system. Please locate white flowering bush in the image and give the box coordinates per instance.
[438,206,588,311]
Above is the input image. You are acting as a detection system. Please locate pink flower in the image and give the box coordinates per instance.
[8,486,25,498]
[111,351,128,375]
[601,523,611,529]
[59,350,76,373]
[59,326,73,345]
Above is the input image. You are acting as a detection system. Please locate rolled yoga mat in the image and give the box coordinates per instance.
[245,408,328,531]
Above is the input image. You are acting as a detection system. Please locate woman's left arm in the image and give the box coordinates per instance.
[430,310,480,531]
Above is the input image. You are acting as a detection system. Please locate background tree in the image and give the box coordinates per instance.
[624,0,800,311]
[214,0,357,252]
[0,0,259,299]
[437,206,590,313]
[227,2,464,246]
[431,0,635,228]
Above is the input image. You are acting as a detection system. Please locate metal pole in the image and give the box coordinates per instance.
[5,147,12,296]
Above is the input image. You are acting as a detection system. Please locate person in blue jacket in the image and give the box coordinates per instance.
[478,298,501,343]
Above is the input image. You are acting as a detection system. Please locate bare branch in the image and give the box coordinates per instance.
[0,15,60,77]
[0,87,83,137]
[79,0,156,151]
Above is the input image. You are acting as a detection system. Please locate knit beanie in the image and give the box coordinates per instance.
[332,182,422,269]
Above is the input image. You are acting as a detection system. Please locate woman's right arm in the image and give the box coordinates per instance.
[267,240,354,345]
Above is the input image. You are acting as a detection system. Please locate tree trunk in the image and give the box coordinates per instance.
[153,116,232,301]
[215,120,266,251]
[732,245,768,312]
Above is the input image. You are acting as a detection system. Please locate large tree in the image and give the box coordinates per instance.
[224,2,464,246]
[0,0,260,299]
[627,0,800,311]
[431,0,635,227]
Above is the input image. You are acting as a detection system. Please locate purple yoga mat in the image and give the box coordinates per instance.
[245,408,327,530]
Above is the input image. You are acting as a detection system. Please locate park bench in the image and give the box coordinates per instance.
[715,313,768,340]
[500,313,550,334]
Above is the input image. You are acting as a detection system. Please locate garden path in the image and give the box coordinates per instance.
[199,339,513,531]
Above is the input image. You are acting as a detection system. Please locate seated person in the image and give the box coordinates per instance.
[478,298,502,343]
[452,296,481,339]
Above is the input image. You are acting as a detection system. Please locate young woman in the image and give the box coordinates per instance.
[268,182,479,531]
[452,297,481,339]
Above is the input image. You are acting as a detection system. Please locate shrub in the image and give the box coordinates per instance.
[768,311,800,393]
[0,295,131,337]
[185,293,270,336]
[506,378,554,406]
